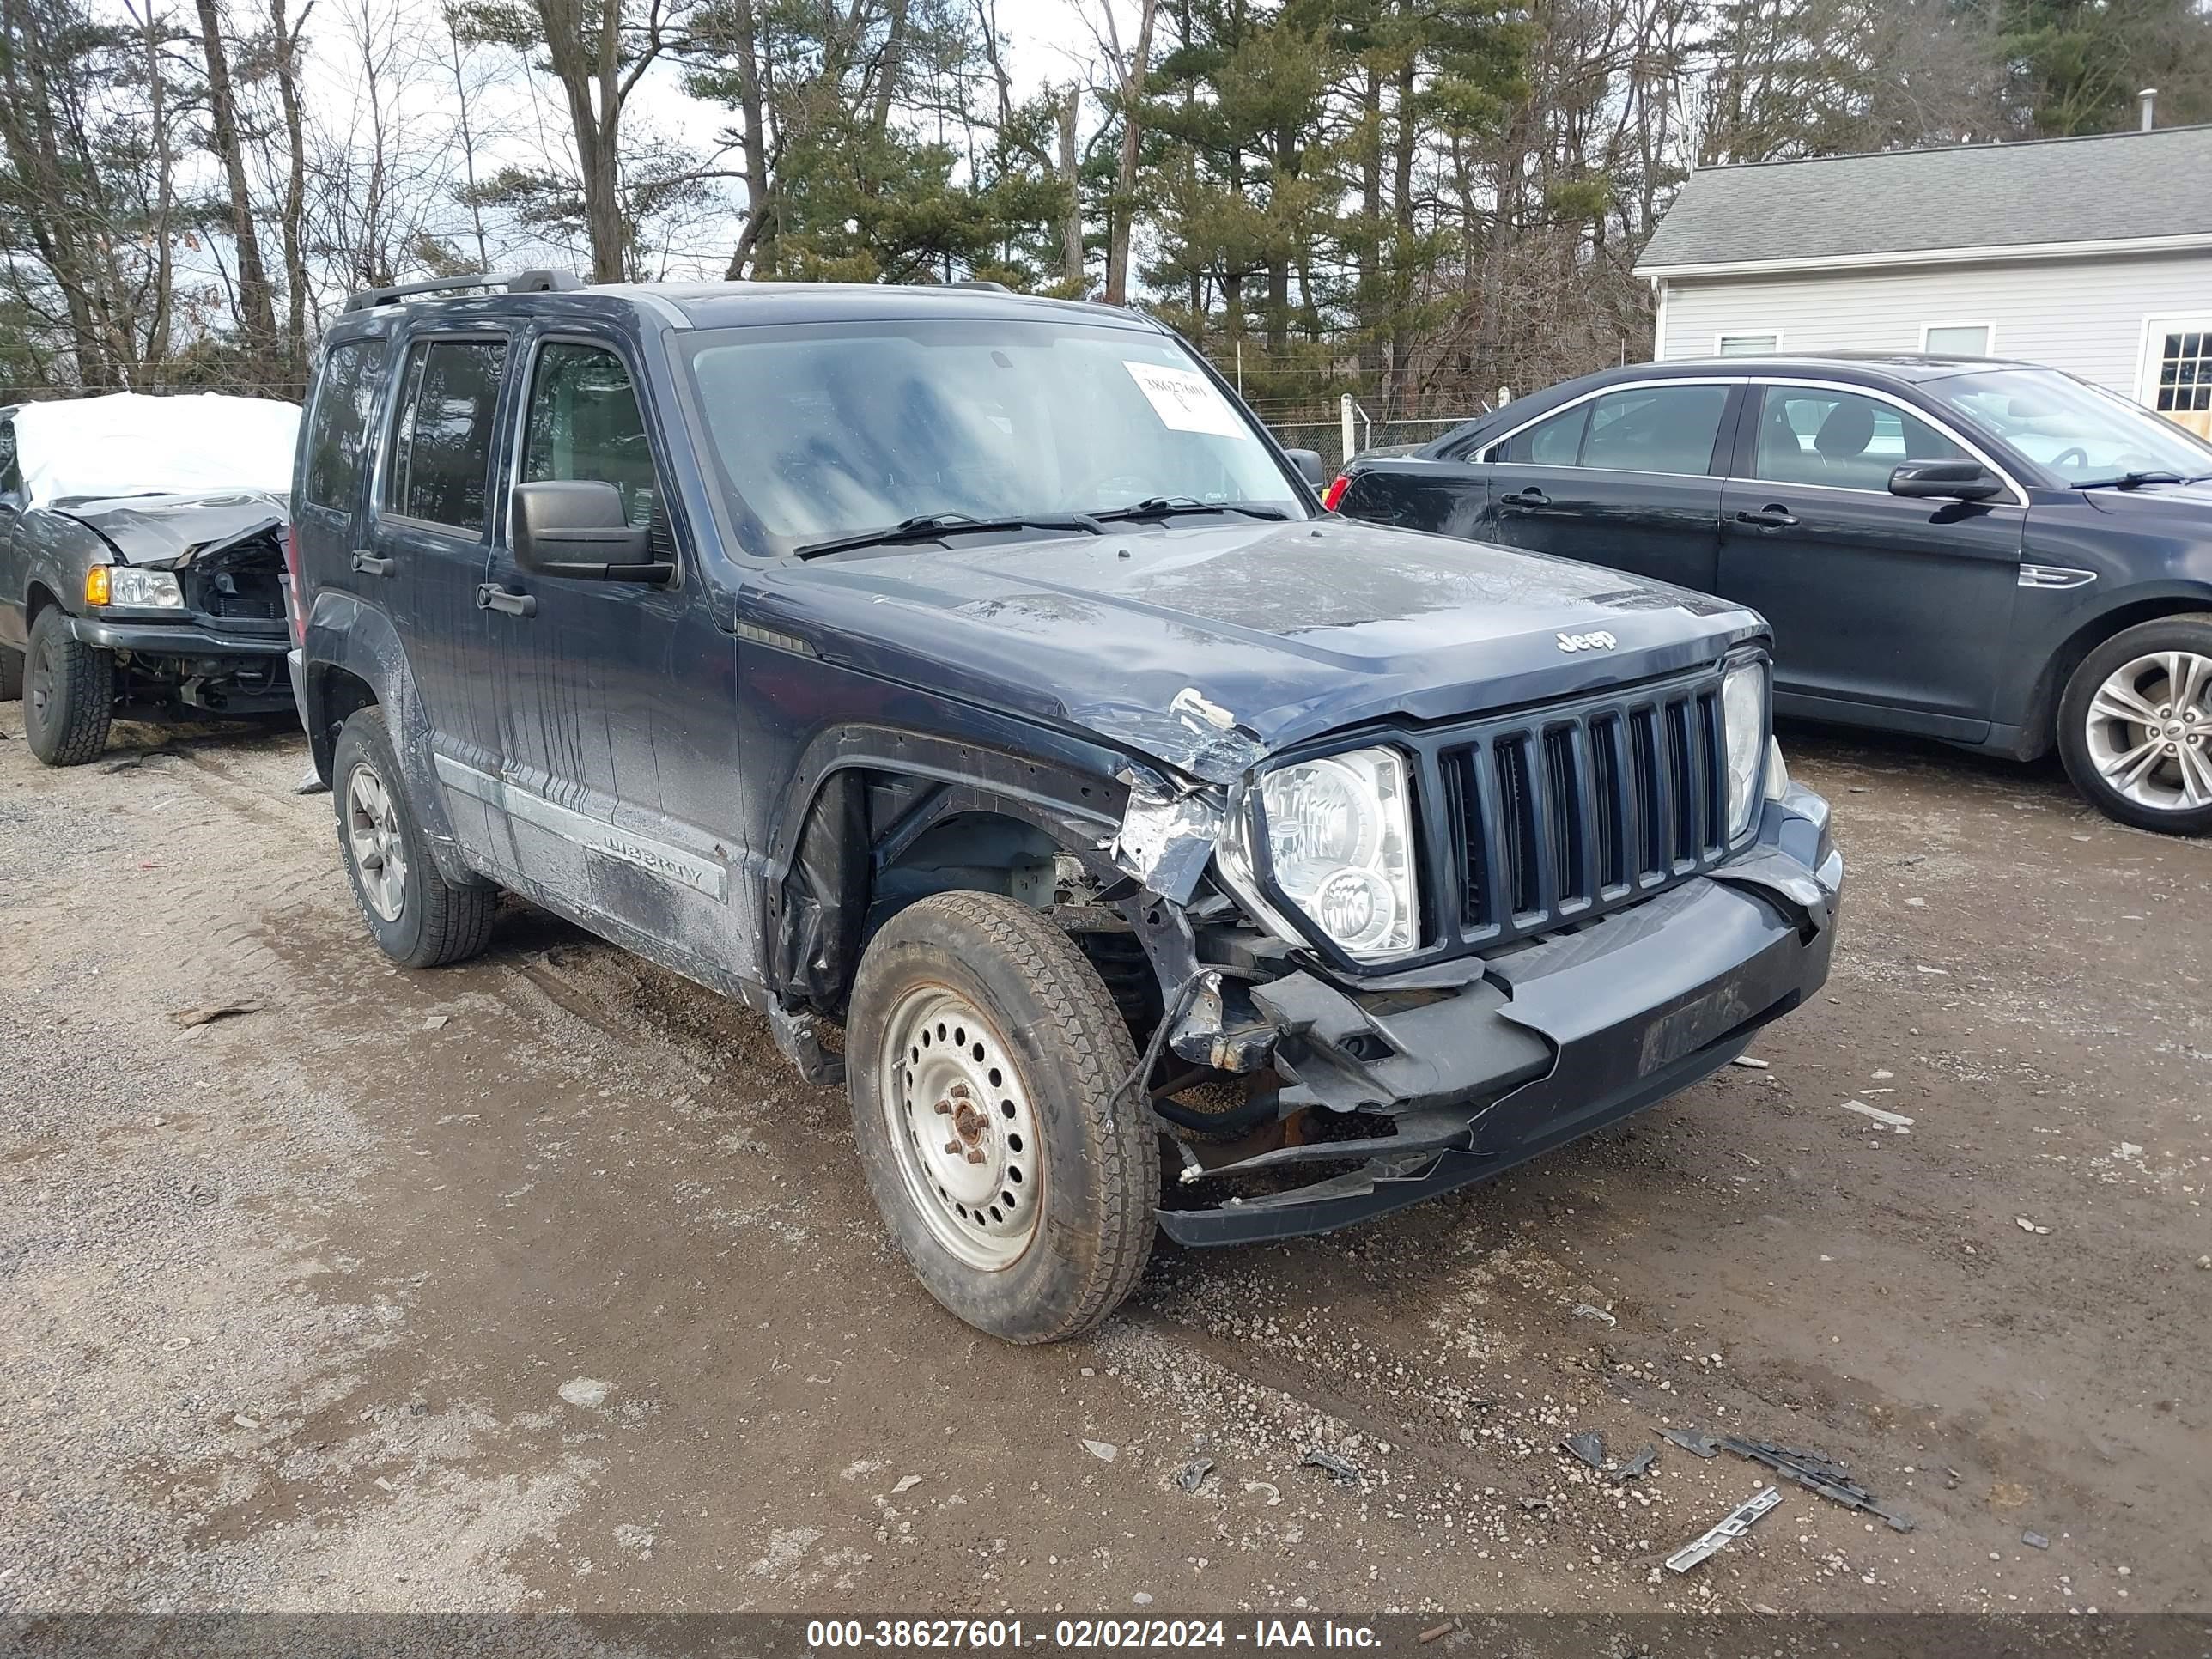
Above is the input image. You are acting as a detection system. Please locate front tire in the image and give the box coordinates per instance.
[847,891,1157,1344]
[2057,615,2212,836]
[23,607,114,766]
[331,708,498,967]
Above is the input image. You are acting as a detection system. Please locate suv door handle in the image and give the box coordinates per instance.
[1498,487,1549,509]
[476,584,537,618]
[350,550,394,577]
[1735,505,1798,529]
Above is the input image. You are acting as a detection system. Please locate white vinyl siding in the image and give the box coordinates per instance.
[1655,251,2212,400]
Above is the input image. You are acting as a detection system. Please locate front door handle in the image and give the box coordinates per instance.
[350,550,394,577]
[1735,505,1798,529]
[476,584,537,618]
[1498,487,1549,510]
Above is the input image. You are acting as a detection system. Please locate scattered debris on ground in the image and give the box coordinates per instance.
[1842,1098,1916,1129]
[170,1002,263,1029]
[1666,1486,1784,1573]
[1175,1456,1214,1493]
[1717,1436,1912,1532]
[1560,1431,1607,1471]
[1300,1449,1359,1483]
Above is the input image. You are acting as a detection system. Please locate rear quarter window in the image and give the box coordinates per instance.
[301,340,388,513]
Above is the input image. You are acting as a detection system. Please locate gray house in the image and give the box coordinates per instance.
[1636,123,2212,438]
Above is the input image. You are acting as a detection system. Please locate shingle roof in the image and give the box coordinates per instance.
[1635,124,2212,275]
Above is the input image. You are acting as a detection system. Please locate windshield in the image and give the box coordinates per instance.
[684,318,1304,548]
[1921,368,2212,487]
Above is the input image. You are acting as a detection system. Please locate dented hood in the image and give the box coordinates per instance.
[52,491,289,566]
[754,517,1762,783]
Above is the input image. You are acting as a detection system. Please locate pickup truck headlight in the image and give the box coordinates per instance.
[90,566,185,610]
[1722,659,1768,838]
[1258,747,1419,959]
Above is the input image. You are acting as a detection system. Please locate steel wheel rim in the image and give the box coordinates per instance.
[27,635,53,726]
[344,761,409,921]
[878,983,1042,1272]
[2084,650,2212,812]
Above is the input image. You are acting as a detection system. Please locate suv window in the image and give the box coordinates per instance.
[386,337,507,532]
[1752,386,1966,492]
[302,341,386,512]
[521,342,659,529]
[1581,384,1729,475]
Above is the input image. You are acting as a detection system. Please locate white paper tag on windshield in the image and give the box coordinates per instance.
[1122,360,1252,440]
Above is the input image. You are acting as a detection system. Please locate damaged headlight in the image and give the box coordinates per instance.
[88,565,185,610]
[1722,658,1768,839]
[1257,747,1419,959]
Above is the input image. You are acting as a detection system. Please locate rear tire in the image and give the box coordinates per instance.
[331,708,498,967]
[23,607,113,766]
[847,891,1157,1343]
[2057,614,2212,836]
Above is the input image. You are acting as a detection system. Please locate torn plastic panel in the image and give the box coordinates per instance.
[769,769,869,1013]
[1106,760,1224,907]
[1071,683,1267,788]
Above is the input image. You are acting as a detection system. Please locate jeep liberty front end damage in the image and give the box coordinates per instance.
[291,273,1839,1345]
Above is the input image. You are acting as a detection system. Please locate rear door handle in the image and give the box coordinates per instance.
[1735,505,1798,529]
[476,584,537,618]
[1499,487,1549,509]
[350,550,394,577]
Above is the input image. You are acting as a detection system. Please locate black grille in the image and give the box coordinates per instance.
[1440,676,1732,946]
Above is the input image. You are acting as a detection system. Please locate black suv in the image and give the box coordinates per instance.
[1329,356,2212,834]
[288,272,1843,1343]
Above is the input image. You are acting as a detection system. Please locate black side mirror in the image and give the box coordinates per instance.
[1284,447,1328,488]
[1890,460,2003,502]
[511,480,669,580]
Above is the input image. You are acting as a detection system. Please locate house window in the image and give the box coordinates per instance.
[1716,333,1778,356]
[2156,331,2209,415]
[1923,323,1992,356]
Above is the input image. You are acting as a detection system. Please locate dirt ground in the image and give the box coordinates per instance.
[0,703,2205,1620]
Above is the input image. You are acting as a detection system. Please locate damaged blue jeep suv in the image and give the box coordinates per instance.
[289,271,1843,1343]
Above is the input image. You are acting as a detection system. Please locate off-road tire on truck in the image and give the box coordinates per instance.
[22,607,113,766]
[848,891,1158,1343]
[2057,613,2212,836]
[0,643,21,702]
[332,708,499,968]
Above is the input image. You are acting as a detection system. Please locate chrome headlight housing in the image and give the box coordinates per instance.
[103,566,185,609]
[1721,657,1769,838]
[1254,746,1419,960]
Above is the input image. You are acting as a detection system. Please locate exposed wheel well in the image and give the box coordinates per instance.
[2025,598,2212,759]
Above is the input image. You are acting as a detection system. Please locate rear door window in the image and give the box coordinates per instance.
[1500,403,1589,465]
[301,341,386,513]
[1580,385,1730,475]
[386,337,507,533]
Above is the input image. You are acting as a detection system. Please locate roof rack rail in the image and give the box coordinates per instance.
[342,270,584,312]
[951,278,1012,293]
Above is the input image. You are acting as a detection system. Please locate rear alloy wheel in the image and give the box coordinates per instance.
[330,708,500,967]
[2059,616,2212,835]
[847,891,1156,1344]
[22,606,114,766]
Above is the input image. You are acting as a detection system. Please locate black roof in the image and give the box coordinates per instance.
[329,275,1153,335]
[1637,124,2212,273]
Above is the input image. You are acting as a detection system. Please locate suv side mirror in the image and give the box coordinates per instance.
[1284,447,1328,488]
[1889,460,2003,502]
[511,480,669,580]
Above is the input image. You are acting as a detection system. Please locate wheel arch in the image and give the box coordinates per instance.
[298,592,483,887]
[762,725,1131,1020]
[2022,592,2212,760]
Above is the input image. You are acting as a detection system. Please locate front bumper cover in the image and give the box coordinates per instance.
[1157,786,1843,1246]
[67,613,290,660]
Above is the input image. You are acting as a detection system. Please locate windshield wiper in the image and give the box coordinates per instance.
[793,511,1103,559]
[2073,471,2186,490]
[1085,495,1291,525]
